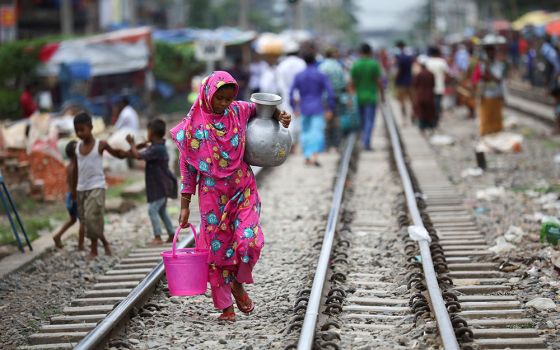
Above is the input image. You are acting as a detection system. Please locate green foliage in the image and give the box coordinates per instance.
[311,6,358,44]
[0,89,22,120]
[0,218,44,245]
[153,41,204,90]
[0,37,50,120]
[187,0,240,29]
[0,35,76,120]
[0,40,44,85]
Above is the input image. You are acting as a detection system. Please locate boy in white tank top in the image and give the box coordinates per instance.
[72,112,128,259]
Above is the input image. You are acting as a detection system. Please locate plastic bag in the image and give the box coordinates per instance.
[540,216,560,245]
[339,94,360,134]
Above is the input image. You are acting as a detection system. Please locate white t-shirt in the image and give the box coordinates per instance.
[426,57,449,95]
[259,62,279,95]
[115,105,139,130]
[276,55,306,114]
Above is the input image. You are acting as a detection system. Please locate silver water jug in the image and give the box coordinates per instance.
[244,93,292,167]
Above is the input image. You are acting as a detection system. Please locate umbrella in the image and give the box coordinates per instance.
[546,19,560,36]
[512,10,551,30]
[493,20,511,32]
[480,34,507,46]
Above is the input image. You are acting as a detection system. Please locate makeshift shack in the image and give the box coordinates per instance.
[37,27,154,121]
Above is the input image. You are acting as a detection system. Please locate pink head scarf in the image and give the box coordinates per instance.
[170,71,255,178]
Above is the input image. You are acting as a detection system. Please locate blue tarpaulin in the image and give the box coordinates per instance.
[153,27,257,45]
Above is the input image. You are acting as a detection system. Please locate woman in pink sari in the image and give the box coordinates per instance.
[171,71,290,321]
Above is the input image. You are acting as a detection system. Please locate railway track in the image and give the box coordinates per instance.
[18,99,554,350]
[505,81,556,128]
[403,119,552,348]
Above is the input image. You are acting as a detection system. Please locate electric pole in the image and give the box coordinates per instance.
[61,0,73,35]
[239,0,249,30]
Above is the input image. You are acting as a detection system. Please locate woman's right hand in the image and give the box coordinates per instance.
[179,207,190,228]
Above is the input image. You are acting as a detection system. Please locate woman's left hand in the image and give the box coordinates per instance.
[277,111,291,128]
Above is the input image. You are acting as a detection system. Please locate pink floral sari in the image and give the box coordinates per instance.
[170,71,264,309]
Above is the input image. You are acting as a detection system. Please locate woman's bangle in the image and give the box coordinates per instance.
[181,194,191,202]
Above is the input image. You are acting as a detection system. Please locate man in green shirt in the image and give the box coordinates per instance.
[350,43,385,150]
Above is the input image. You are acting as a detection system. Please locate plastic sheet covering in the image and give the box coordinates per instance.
[38,27,151,77]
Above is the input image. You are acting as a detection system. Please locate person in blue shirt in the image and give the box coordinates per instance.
[290,52,335,167]
[394,41,414,123]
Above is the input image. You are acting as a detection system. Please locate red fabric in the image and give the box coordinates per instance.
[20,90,37,118]
[518,38,528,55]
[38,43,60,63]
[471,63,482,86]
[546,20,560,36]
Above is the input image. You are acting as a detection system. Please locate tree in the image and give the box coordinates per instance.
[0,39,47,119]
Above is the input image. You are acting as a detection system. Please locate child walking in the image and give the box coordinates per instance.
[171,71,290,321]
[72,112,127,259]
[126,119,177,246]
[53,140,85,250]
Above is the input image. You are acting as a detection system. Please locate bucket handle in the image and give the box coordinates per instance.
[172,224,199,257]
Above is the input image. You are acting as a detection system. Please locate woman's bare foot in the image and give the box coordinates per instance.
[86,252,97,261]
[53,236,63,249]
[77,245,85,251]
[104,246,112,256]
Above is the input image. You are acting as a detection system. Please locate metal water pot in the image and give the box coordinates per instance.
[244,93,292,167]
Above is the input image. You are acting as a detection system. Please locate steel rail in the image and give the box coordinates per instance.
[381,103,460,350]
[74,166,263,350]
[74,234,193,350]
[297,133,357,350]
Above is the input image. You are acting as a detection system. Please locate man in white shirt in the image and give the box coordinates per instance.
[426,46,449,127]
[114,97,139,131]
[276,45,306,143]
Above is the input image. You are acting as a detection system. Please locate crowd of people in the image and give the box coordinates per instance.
[238,32,560,149]
[242,42,386,166]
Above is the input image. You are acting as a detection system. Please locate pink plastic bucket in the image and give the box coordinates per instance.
[161,224,209,296]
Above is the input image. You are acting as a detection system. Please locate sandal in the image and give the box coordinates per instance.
[232,290,255,314]
[218,310,236,321]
